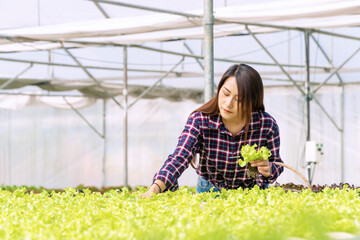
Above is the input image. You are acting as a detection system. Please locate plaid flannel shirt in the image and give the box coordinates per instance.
[153,111,284,191]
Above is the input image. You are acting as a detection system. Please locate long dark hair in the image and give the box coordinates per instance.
[190,64,265,168]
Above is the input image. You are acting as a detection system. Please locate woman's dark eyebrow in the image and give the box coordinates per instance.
[224,87,231,93]
[224,87,238,96]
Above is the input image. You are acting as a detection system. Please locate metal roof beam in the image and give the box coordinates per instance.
[62,44,124,108]
[63,96,104,138]
[92,0,110,19]
[313,45,360,94]
[220,20,360,41]
[128,57,184,109]
[0,63,33,89]
[246,25,305,95]
[87,0,200,18]
[130,44,330,70]
[0,56,187,75]
[310,34,344,84]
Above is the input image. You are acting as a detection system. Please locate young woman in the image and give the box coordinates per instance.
[140,64,284,198]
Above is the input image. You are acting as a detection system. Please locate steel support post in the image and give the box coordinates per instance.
[310,34,345,183]
[102,99,107,188]
[123,46,128,188]
[204,0,214,102]
[304,31,311,142]
[340,85,344,183]
[304,30,314,185]
[63,96,107,188]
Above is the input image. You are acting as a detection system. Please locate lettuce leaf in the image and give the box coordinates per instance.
[238,144,272,167]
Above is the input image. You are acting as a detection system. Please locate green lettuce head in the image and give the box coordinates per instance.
[238,144,272,167]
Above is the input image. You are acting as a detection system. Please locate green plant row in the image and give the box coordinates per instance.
[0,184,133,193]
[0,186,359,240]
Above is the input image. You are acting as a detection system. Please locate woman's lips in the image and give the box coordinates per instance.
[223,108,232,114]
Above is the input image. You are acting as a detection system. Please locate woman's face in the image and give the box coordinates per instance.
[218,76,242,122]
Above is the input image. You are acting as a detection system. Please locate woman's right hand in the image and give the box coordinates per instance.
[139,189,157,198]
[139,180,166,198]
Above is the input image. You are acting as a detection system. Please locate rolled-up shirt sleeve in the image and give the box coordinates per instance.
[257,120,284,185]
[153,112,202,191]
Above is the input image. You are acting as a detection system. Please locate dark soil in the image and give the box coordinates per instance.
[273,182,359,193]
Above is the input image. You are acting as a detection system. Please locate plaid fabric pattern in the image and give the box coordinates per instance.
[153,111,284,191]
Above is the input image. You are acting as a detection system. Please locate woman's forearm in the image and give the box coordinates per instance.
[149,180,166,194]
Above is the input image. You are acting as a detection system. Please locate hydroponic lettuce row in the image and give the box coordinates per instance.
[0,186,359,240]
[239,144,272,167]
[1,183,359,194]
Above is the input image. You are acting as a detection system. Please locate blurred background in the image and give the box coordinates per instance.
[0,0,359,188]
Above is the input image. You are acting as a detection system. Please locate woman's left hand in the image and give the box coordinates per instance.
[250,159,271,178]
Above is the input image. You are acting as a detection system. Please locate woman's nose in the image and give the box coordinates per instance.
[225,97,233,107]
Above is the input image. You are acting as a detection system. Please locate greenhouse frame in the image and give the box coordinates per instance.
[0,0,359,188]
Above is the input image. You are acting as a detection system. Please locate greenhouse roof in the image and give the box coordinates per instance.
[0,0,359,52]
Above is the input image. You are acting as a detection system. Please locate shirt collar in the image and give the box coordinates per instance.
[208,111,261,131]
